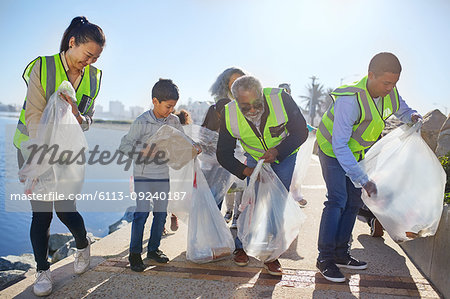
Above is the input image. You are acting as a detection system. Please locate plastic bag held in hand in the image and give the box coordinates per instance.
[238,159,306,262]
[18,81,88,197]
[145,125,198,170]
[357,122,446,242]
[186,159,235,263]
[290,133,316,200]
[182,124,236,204]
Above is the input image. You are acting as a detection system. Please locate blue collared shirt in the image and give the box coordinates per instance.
[332,94,417,186]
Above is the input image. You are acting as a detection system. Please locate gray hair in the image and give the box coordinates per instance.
[231,75,263,100]
[278,83,291,94]
[209,67,245,102]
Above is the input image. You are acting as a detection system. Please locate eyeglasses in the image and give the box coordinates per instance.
[238,100,264,114]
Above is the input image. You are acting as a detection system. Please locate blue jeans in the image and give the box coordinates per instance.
[317,149,363,261]
[129,178,169,254]
[235,153,297,249]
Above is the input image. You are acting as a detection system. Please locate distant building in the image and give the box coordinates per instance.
[97,99,212,122]
[95,104,104,114]
[0,103,20,112]
[109,101,125,117]
[129,106,145,118]
[177,98,212,124]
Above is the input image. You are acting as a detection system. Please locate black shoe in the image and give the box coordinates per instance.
[335,256,368,270]
[147,249,169,263]
[316,260,346,283]
[128,253,145,272]
[224,211,233,223]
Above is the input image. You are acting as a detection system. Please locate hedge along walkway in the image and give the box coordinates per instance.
[1,156,442,298]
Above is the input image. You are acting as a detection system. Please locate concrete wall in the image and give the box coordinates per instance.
[401,204,450,298]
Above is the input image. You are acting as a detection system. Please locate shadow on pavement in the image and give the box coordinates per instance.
[311,233,424,298]
[280,235,305,261]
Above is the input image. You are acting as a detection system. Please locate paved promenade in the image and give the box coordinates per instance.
[1,156,442,298]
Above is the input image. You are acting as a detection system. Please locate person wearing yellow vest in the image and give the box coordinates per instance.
[315,52,422,283]
[217,75,308,275]
[14,17,105,297]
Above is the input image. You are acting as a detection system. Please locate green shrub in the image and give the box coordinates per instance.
[439,152,450,204]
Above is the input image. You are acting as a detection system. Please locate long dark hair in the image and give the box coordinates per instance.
[174,109,192,125]
[60,16,105,52]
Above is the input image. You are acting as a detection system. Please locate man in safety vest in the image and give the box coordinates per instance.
[217,75,308,275]
[315,52,422,283]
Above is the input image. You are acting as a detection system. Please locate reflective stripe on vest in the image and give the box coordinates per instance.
[317,76,399,160]
[226,101,266,154]
[13,54,102,149]
[225,87,297,161]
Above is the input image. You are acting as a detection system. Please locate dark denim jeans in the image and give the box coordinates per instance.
[235,153,297,249]
[317,149,363,261]
[30,200,88,271]
[129,178,169,254]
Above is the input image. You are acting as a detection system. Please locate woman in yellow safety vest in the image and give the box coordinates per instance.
[15,16,105,297]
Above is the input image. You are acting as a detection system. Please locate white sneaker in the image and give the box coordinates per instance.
[74,237,91,274]
[33,269,53,296]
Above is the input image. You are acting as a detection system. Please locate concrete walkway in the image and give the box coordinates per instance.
[1,156,442,298]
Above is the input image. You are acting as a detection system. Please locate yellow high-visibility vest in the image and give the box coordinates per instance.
[317,76,399,160]
[13,53,102,149]
[225,87,299,162]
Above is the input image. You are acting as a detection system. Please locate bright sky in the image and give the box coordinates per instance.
[1,0,449,115]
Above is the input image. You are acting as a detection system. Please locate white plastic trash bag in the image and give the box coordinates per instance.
[145,125,197,170]
[228,178,246,193]
[290,133,316,201]
[19,81,88,197]
[182,124,218,166]
[238,160,306,262]
[168,159,194,224]
[183,124,236,203]
[186,159,235,263]
[357,122,446,242]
